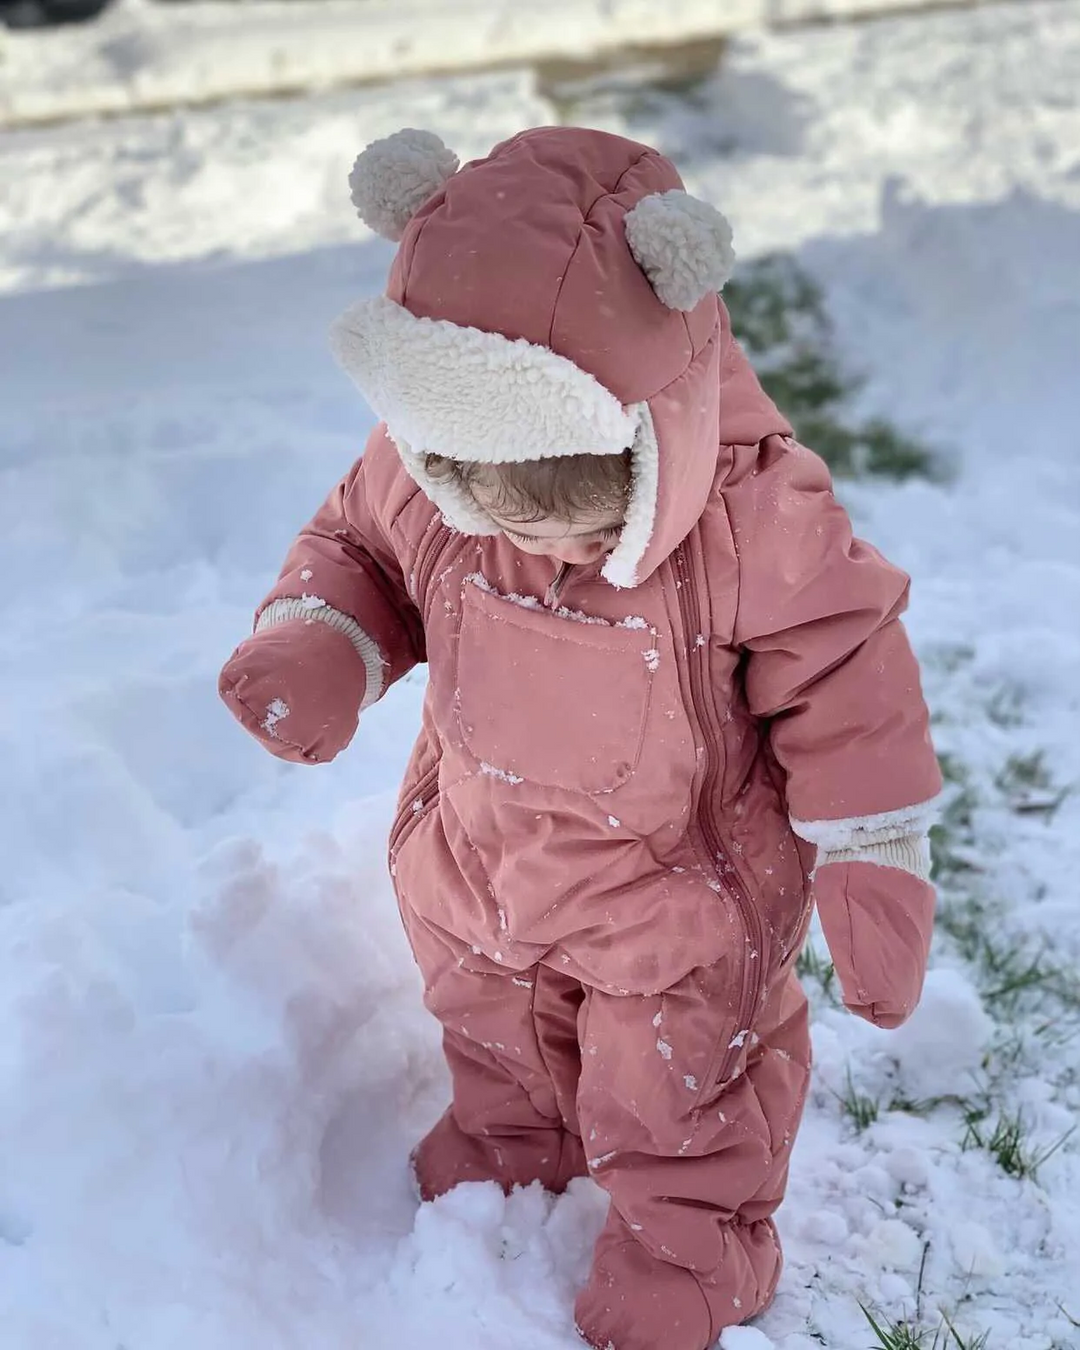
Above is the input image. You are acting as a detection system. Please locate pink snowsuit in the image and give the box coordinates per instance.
[220,127,941,1350]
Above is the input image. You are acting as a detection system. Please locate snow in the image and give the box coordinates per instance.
[2,2,1079,1348]
[261,696,290,736]
[862,1217,924,1271]
[465,572,656,630]
[721,1329,774,1350]
[886,968,994,1101]
[948,1221,1006,1281]
[0,0,969,129]
[479,761,525,786]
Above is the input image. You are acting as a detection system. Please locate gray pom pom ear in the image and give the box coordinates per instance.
[348,128,460,242]
[624,189,735,310]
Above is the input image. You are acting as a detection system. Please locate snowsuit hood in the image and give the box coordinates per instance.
[330,125,790,586]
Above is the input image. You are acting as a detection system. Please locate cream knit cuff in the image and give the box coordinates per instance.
[817,831,932,883]
[255,597,385,709]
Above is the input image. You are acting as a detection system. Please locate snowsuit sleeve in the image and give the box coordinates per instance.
[254,431,424,703]
[722,434,942,1027]
[219,428,423,763]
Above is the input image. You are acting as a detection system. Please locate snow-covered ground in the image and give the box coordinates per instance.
[2,2,1079,1347]
[0,0,972,129]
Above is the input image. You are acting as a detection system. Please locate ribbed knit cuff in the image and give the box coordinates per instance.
[791,795,941,854]
[817,831,932,882]
[255,597,385,709]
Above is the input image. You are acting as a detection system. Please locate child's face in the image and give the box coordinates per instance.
[475,495,625,565]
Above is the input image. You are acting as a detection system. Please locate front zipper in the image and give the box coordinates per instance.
[388,761,440,862]
[544,560,575,609]
[673,542,765,1090]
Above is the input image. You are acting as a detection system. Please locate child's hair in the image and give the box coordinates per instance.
[424,451,632,524]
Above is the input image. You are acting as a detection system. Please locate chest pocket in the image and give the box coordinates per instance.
[454,578,656,796]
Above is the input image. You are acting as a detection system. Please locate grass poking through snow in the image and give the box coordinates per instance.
[994,750,1070,819]
[723,254,945,482]
[835,1067,880,1133]
[796,943,838,1001]
[961,1106,1077,1182]
[837,646,1077,1337]
[861,1304,992,1350]
[861,1305,930,1350]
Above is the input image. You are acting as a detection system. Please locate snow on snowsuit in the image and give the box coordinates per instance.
[220,127,942,1350]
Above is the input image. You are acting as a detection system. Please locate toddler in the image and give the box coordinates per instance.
[220,126,941,1350]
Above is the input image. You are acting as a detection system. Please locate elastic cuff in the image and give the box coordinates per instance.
[818,832,932,882]
[255,597,385,708]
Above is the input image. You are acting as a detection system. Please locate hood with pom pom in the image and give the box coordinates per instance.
[330,125,788,587]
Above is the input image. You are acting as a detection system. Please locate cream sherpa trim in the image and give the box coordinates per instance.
[256,598,385,709]
[601,402,658,590]
[817,832,932,883]
[790,795,942,853]
[348,129,459,243]
[390,403,659,590]
[329,292,669,586]
[625,190,736,311]
[387,402,659,589]
[330,296,637,463]
[329,296,664,587]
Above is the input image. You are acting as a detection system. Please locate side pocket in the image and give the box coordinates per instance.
[389,762,441,866]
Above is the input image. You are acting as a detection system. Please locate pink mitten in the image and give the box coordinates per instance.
[813,858,936,1029]
[219,616,367,764]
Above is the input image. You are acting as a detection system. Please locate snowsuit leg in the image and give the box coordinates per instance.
[408,915,587,1200]
[574,967,811,1350]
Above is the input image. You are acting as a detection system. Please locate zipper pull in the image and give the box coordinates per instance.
[545,561,574,609]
